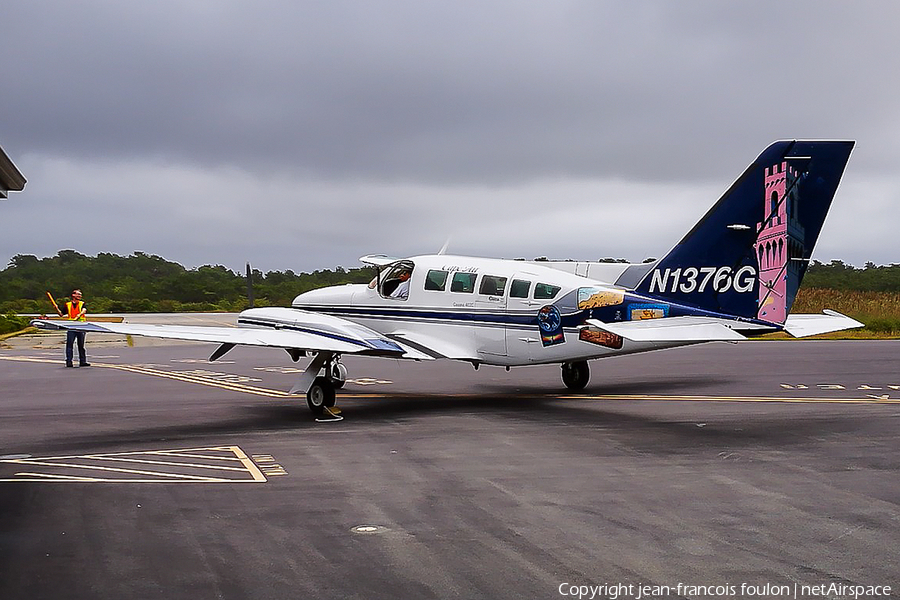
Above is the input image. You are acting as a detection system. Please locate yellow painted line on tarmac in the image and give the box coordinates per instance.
[231,445,268,482]
[0,355,291,398]
[4,355,898,405]
[83,455,250,472]
[2,458,233,481]
[105,363,291,397]
[145,450,243,461]
[328,392,900,404]
[0,356,59,364]
[15,473,104,481]
[1,446,269,483]
[557,394,900,404]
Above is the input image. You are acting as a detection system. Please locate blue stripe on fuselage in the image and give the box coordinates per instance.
[293,296,781,333]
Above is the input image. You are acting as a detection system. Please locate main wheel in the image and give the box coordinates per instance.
[329,362,348,389]
[306,376,336,415]
[561,361,590,390]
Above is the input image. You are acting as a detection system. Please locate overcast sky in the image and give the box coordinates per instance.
[2,1,898,273]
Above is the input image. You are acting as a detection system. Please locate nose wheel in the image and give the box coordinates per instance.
[561,361,590,390]
[306,376,337,416]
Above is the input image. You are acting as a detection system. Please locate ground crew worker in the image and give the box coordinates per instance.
[64,289,90,368]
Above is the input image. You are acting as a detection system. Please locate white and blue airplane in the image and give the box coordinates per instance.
[35,140,861,418]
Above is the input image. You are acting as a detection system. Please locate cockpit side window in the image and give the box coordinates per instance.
[534,283,561,299]
[379,261,415,300]
[479,275,508,296]
[424,269,449,291]
[450,272,476,293]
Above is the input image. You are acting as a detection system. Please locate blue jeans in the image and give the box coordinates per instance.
[66,330,86,365]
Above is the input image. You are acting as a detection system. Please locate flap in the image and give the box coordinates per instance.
[386,330,479,361]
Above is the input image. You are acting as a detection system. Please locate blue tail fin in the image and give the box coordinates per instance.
[633,140,854,324]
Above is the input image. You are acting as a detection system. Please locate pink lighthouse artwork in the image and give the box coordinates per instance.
[754,161,805,323]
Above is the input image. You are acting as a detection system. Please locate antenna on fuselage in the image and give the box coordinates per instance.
[438,237,451,255]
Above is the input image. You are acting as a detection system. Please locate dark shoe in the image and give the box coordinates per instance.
[79,362,91,367]
[66,362,74,368]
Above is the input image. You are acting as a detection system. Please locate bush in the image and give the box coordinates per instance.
[0,312,30,335]
[862,317,900,334]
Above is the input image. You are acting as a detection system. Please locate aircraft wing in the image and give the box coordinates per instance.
[583,316,767,342]
[783,310,864,338]
[31,307,415,358]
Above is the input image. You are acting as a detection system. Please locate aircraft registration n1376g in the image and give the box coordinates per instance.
[35,140,861,418]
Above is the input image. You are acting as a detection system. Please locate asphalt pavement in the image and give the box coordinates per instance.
[1,339,899,599]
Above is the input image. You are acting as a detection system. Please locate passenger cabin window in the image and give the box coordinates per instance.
[510,279,531,298]
[425,269,449,291]
[534,283,561,299]
[450,272,476,293]
[479,275,508,296]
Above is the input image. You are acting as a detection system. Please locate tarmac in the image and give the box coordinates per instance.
[1,323,899,599]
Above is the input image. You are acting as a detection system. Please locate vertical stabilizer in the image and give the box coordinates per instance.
[634,140,854,323]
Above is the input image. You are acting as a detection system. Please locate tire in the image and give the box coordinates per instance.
[330,362,348,390]
[307,376,336,415]
[561,361,590,390]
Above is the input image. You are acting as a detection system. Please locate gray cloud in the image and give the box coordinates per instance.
[2,1,898,271]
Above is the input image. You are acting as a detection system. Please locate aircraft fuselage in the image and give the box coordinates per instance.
[289,254,731,367]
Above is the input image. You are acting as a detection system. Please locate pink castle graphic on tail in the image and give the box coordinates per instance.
[754,161,805,323]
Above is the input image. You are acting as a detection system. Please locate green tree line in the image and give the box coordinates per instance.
[2,252,899,316]
[1,250,374,315]
[800,260,900,291]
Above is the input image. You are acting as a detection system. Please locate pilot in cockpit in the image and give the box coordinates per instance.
[389,270,412,299]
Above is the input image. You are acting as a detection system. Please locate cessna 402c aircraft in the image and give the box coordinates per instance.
[36,140,861,418]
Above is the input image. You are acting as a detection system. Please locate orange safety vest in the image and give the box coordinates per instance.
[66,300,86,322]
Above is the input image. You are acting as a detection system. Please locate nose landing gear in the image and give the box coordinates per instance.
[290,351,346,420]
[306,376,337,415]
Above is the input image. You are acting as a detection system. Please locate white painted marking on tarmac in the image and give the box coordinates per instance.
[170,369,263,383]
[16,472,103,481]
[254,366,305,374]
[0,446,271,483]
[347,377,392,386]
[171,358,234,364]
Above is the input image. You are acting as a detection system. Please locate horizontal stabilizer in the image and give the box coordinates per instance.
[783,310,863,338]
[584,316,752,342]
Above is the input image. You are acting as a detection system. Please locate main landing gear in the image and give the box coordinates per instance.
[561,360,590,390]
[289,351,347,420]
[329,360,348,389]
